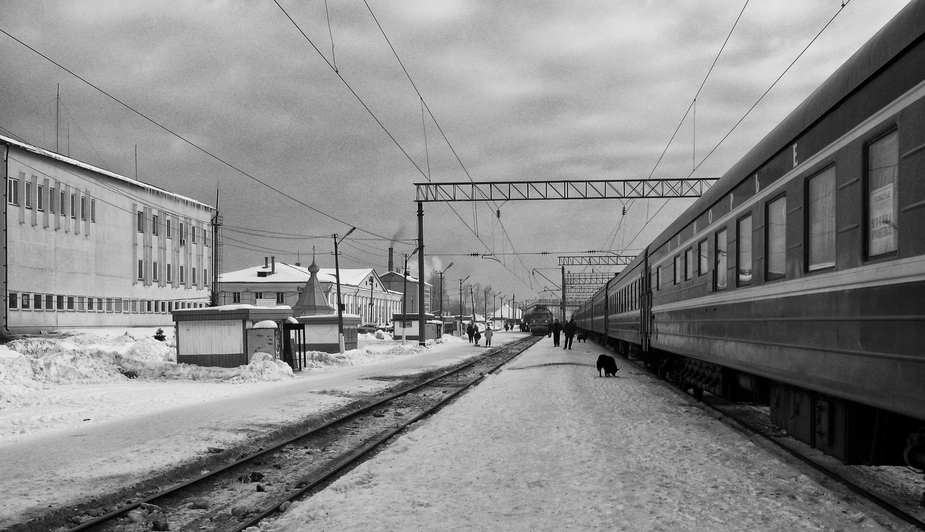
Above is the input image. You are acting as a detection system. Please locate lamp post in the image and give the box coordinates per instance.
[401,248,419,345]
[496,294,502,330]
[458,275,469,336]
[483,287,491,330]
[437,262,454,319]
[333,227,355,353]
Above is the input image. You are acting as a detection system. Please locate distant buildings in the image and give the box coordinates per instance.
[218,257,404,325]
[2,134,215,334]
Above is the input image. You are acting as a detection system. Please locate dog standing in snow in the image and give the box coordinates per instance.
[596,355,618,377]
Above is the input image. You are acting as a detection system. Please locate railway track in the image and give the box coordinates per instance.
[49,335,539,532]
[624,355,925,532]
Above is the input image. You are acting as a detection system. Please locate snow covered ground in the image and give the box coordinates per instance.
[0,328,919,531]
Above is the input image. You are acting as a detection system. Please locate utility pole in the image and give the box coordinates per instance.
[333,227,355,353]
[458,275,469,336]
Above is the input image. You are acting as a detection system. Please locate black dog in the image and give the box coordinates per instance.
[596,355,618,377]
[577,332,588,343]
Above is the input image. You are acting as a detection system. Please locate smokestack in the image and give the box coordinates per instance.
[264,256,269,268]
[271,256,276,274]
[388,247,394,273]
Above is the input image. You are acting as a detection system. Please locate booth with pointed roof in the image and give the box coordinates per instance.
[292,258,360,353]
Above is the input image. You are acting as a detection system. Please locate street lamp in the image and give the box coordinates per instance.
[401,248,419,345]
[483,286,491,330]
[437,262,454,318]
[333,227,356,353]
[458,275,469,337]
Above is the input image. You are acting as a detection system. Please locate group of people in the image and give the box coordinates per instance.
[550,317,578,349]
[466,323,493,347]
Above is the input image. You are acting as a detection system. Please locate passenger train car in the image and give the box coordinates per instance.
[575,1,925,468]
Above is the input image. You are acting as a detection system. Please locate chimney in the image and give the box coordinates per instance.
[388,247,394,273]
[271,256,276,274]
[264,256,269,269]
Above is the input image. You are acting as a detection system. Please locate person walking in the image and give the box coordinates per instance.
[474,325,482,346]
[466,323,474,343]
[484,326,493,347]
[551,318,562,347]
[563,317,577,350]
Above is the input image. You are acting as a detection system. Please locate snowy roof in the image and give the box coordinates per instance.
[0,133,214,212]
[219,261,391,290]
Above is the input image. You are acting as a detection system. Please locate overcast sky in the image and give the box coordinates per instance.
[0,0,913,307]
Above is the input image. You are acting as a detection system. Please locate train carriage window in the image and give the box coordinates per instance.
[685,248,693,280]
[737,215,753,286]
[807,167,836,270]
[674,255,682,284]
[867,130,899,257]
[698,240,708,276]
[715,229,728,291]
[766,195,787,281]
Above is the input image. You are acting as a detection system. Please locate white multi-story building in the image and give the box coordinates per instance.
[2,134,215,334]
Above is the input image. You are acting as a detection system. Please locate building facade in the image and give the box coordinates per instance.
[3,134,215,333]
[218,258,403,326]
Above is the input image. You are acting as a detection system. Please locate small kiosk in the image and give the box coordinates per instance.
[292,258,360,353]
[392,312,441,342]
[172,305,293,368]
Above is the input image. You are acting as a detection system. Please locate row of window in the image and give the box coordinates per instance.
[609,279,640,315]
[137,210,207,246]
[137,260,207,287]
[659,128,898,291]
[8,292,206,313]
[8,177,97,222]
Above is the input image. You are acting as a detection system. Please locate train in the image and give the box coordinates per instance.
[574,0,925,470]
[522,305,554,336]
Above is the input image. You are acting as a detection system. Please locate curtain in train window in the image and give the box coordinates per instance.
[807,167,836,270]
[737,215,753,286]
[766,195,786,281]
[867,130,898,257]
[715,229,727,290]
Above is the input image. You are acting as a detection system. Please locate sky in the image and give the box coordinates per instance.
[0,0,914,306]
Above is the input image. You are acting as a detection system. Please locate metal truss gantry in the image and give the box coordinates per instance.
[415,178,717,202]
[559,255,634,266]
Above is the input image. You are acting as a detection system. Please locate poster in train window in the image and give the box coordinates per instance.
[807,167,836,270]
[867,130,898,257]
[715,229,727,290]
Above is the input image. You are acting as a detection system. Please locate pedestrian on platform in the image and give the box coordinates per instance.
[484,327,493,347]
[563,318,577,350]
[551,318,562,347]
[466,324,474,343]
[474,325,482,346]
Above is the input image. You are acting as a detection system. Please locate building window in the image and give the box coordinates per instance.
[49,187,56,213]
[88,297,95,311]
[80,196,86,220]
[114,299,123,313]
[698,240,708,276]
[204,269,208,286]
[152,214,159,236]
[21,293,30,310]
[180,222,185,244]
[45,294,54,310]
[766,195,787,281]
[192,267,197,285]
[67,296,75,311]
[277,292,285,304]
[33,294,43,310]
[138,260,144,280]
[867,129,899,257]
[153,261,159,282]
[166,218,172,238]
[77,297,85,311]
[70,193,76,219]
[180,265,185,283]
[9,292,18,310]
[255,292,263,300]
[57,295,65,310]
[715,229,727,291]
[191,226,197,244]
[737,215,753,286]
[8,178,19,205]
[60,190,66,217]
[97,298,103,312]
[233,292,241,303]
[37,184,45,211]
[90,199,96,222]
[167,263,172,283]
[25,181,32,209]
[684,248,693,281]
[137,211,145,233]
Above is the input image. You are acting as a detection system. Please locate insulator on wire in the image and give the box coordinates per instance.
[622,206,627,216]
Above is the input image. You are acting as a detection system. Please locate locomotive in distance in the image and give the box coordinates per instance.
[521,305,554,336]
[575,0,925,472]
